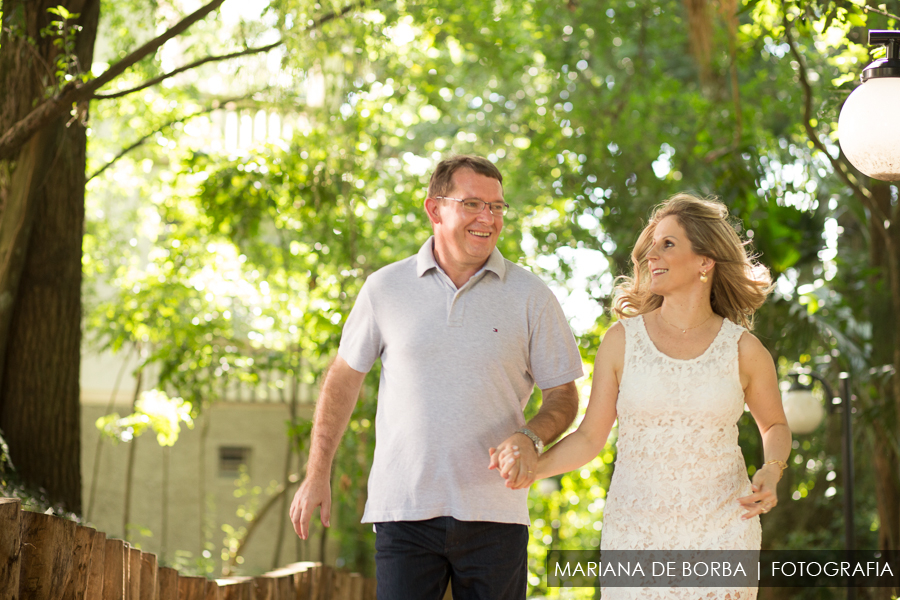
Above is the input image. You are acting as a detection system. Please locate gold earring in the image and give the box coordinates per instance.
[700,271,708,283]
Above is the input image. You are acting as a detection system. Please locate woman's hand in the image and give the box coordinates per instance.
[738,464,781,519]
[488,444,533,489]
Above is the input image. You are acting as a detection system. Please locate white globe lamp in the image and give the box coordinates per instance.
[838,31,900,182]
[781,378,825,435]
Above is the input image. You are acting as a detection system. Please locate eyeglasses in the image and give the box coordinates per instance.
[436,196,510,216]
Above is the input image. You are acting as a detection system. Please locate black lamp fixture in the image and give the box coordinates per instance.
[781,371,855,560]
[837,30,900,181]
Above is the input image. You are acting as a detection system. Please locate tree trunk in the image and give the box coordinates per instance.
[0,0,100,513]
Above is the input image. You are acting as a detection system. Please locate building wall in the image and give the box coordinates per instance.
[80,348,321,576]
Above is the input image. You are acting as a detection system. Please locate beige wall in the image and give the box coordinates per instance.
[80,349,321,576]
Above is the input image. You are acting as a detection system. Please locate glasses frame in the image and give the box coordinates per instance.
[435,196,510,216]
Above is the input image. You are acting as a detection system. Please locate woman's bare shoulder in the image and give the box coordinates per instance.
[595,320,627,369]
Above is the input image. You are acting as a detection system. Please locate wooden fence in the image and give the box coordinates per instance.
[0,498,376,600]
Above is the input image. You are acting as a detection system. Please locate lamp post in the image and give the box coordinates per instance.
[837,30,900,181]
[781,371,855,555]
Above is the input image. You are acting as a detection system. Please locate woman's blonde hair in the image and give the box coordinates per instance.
[613,193,773,330]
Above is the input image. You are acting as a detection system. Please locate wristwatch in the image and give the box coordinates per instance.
[515,427,544,456]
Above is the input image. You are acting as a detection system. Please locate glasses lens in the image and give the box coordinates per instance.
[456,199,508,216]
[488,203,508,216]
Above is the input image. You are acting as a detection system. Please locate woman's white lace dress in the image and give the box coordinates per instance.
[600,315,761,599]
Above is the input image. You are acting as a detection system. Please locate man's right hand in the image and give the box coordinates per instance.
[289,475,332,539]
[289,356,366,539]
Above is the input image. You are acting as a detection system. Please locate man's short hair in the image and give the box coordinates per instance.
[427,155,503,199]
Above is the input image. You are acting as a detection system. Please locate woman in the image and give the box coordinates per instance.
[500,193,791,599]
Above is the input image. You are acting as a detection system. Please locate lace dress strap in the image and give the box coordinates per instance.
[710,318,747,376]
[619,316,648,373]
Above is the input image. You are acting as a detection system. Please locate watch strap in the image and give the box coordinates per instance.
[515,427,543,456]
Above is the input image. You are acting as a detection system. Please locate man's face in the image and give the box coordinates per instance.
[430,168,504,274]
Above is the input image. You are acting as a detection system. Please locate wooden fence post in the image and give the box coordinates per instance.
[348,573,364,600]
[177,576,208,600]
[0,498,22,599]
[216,578,251,600]
[331,571,348,600]
[127,547,142,600]
[84,531,107,600]
[19,510,77,599]
[305,566,319,600]
[310,565,334,600]
[139,552,158,600]
[250,576,274,600]
[331,570,364,600]
[362,578,375,600]
[203,579,219,600]
[275,576,293,600]
[157,566,178,600]
[61,525,100,600]
[294,570,310,600]
[103,538,128,600]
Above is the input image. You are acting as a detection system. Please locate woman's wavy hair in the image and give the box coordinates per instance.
[613,193,774,330]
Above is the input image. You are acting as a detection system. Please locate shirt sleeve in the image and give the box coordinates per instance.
[528,292,584,390]
[338,280,383,373]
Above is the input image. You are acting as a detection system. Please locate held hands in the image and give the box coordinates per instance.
[289,474,331,539]
[738,464,781,520]
[488,432,538,490]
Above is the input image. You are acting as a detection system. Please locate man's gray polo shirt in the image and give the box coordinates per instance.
[339,237,583,525]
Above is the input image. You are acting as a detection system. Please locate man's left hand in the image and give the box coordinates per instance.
[488,432,538,489]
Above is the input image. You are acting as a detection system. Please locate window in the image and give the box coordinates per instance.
[218,446,251,477]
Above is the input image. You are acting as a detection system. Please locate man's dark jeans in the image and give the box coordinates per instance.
[374,517,528,600]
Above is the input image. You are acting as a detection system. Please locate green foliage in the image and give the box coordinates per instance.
[0,428,12,480]
[95,389,193,446]
[40,6,84,86]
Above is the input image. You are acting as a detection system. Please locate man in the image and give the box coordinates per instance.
[290,155,583,599]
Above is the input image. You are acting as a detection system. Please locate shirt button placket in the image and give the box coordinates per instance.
[447,290,465,327]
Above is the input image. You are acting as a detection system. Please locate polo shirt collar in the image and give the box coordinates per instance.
[416,236,507,280]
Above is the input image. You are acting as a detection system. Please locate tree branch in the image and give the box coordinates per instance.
[85,0,229,95]
[92,0,373,101]
[782,17,894,250]
[863,5,900,21]
[0,0,227,161]
[92,41,283,101]
[87,94,257,182]
[0,0,374,161]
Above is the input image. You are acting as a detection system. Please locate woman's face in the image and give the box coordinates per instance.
[645,215,709,295]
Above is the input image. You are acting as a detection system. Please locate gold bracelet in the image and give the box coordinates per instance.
[763,460,789,481]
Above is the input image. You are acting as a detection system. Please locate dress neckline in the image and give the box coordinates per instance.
[637,313,727,363]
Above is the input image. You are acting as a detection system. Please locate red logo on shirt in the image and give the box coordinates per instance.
[492,328,498,332]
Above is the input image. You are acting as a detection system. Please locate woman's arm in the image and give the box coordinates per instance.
[500,322,624,488]
[737,332,792,519]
